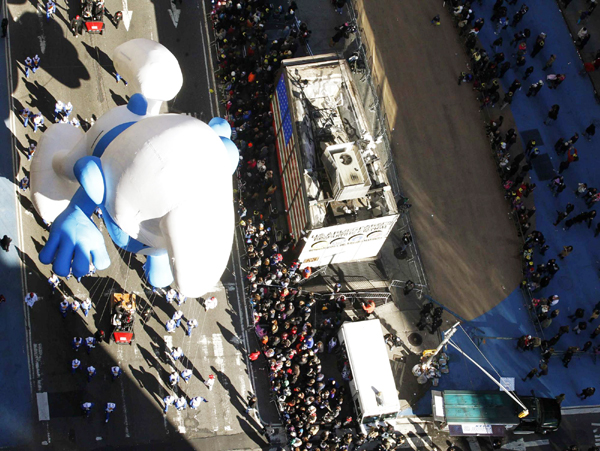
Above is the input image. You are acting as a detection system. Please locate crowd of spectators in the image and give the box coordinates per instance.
[210,1,411,449]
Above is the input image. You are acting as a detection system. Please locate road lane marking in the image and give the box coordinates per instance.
[212,333,232,430]
[561,406,600,415]
[121,0,132,31]
[33,343,43,392]
[199,0,218,116]
[36,392,49,421]
[116,349,131,437]
[168,1,180,28]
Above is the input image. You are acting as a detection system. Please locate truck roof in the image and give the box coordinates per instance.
[339,319,400,416]
[441,390,518,424]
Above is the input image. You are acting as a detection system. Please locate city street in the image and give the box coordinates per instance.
[1,0,600,448]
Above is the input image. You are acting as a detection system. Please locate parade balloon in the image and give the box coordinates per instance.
[30,39,237,297]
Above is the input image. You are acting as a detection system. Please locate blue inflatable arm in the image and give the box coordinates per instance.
[39,158,110,278]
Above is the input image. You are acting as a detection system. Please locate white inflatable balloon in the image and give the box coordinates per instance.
[30,39,236,298]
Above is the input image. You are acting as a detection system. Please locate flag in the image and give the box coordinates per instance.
[271,74,307,238]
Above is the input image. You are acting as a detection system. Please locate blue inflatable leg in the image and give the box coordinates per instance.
[144,251,174,289]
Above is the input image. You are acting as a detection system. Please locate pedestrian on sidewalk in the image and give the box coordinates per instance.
[589,308,600,322]
[547,74,566,89]
[577,27,591,49]
[523,66,534,80]
[544,104,560,125]
[558,324,570,336]
[592,324,600,338]
[246,394,258,414]
[541,347,554,363]
[399,232,412,253]
[577,387,596,399]
[492,37,503,52]
[543,54,556,70]
[586,210,597,228]
[574,321,587,334]
[578,10,591,23]
[500,92,514,110]
[538,363,549,377]
[530,32,546,58]
[0,235,11,252]
[510,28,530,46]
[583,123,595,140]
[563,346,578,367]
[404,280,415,295]
[582,341,593,352]
[554,203,574,225]
[522,367,538,381]
[568,308,585,321]
[576,182,588,197]
[558,245,574,259]
[361,299,375,318]
[329,22,354,47]
[499,61,512,78]
[333,0,346,15]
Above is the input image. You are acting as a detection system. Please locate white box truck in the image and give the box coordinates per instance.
[337,319,400,433]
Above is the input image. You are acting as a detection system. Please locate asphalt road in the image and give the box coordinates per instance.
[4,0,266,448]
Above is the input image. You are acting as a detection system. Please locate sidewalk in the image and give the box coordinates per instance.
[0,21,34,448]
[428,0,600,410]
[558,0,600,99]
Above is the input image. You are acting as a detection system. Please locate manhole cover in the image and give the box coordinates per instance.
[394,248,408,260]
[408,333,422,346]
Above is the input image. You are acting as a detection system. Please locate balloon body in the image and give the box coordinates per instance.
[30,39,237,297]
